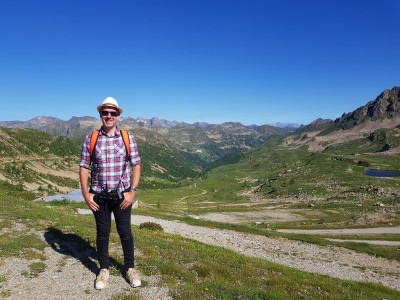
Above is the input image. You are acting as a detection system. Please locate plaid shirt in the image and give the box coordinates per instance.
[79,127,141,193]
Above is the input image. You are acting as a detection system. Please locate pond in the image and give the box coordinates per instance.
[36,189,84,202]
[365,169,400,177]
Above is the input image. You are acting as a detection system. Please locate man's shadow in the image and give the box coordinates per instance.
[44,227,123,275]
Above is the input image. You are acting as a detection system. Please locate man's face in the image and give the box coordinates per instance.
[100,107,119,129]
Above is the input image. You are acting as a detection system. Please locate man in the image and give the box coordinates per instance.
[79,97,141,290]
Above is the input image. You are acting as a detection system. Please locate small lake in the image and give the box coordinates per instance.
[365,169,400,177]
[36,189,84,202]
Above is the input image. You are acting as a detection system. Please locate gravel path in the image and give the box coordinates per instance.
[1,210,399,300]
[127,214,400,292]
[276,226,400,236]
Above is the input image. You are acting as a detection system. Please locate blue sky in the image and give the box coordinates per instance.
[0,0,399,125]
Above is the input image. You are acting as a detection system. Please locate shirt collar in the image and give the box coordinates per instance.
[100,126,121,137]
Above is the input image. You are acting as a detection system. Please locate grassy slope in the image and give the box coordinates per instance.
[1,195,399,299]
[135,140,400,262]
[1,128,400,298]
[139,142,400,222]
[0,128,202,196]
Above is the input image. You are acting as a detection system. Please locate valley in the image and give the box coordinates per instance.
[0,86,400,299]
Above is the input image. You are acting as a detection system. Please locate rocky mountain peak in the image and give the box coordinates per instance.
[0,116,64,129]
[333,86,400,130]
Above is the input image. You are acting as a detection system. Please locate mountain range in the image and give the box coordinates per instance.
[0,86,399,198]
[1,86,400,158]
[0,116,299,132]
[0,115,297,163]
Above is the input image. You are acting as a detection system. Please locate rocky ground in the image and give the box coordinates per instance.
[1,210,399,299]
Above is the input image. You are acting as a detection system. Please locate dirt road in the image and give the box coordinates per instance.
[78,209,400,291]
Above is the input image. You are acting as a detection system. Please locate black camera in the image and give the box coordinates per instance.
[95,190,120,205]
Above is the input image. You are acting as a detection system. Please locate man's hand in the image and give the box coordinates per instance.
[120,190,136,209]
[85,193,100,212]
[80,167,99,212]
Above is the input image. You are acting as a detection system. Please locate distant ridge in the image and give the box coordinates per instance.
[0,115,295,163]
[296,118,333,133]
[3,86,399,156]
[270,122,301,131]
[136,117,189,128]
[0,116,300,132]
[0,116,63,129]
[284,86,400,151]
[332,86,400,130]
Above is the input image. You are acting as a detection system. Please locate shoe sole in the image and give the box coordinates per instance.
[131,280,141,288]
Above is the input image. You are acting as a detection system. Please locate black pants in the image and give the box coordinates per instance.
[92,193,134,270]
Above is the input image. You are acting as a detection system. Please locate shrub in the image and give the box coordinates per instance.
[139,222,164,231]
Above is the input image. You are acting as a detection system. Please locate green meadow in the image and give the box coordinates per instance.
[0,131,400,299]
[1,193,399,299]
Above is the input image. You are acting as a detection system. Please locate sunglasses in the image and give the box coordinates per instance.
[101,110,119,117]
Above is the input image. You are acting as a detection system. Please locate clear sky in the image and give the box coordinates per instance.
[0,0,399,125]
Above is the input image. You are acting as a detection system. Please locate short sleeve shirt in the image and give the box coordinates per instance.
[79,127,141,193]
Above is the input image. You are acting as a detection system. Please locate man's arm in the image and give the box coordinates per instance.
[79,167,99,211]
[131,164,141,190]
[121,164,141,209]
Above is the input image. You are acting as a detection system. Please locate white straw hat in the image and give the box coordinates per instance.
[97,97,123,114]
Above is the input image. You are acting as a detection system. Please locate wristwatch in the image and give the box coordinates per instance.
[131,186,139,191]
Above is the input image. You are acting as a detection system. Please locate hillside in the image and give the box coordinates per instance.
[0,127,201,198]
[1,115,292,163]
[1,89,400,299]
[152,122,286,162]
[1,86,400,198]
[3,87,400,161]
[284,86,400,152]
[133,86,400,229]
[2,195,399,299]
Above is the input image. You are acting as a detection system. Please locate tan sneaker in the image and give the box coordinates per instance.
[95,268,109,290]
[126,268,141,287]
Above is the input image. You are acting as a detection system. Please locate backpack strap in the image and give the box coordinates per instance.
[120,129,131,158]
[89,130,100,158]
